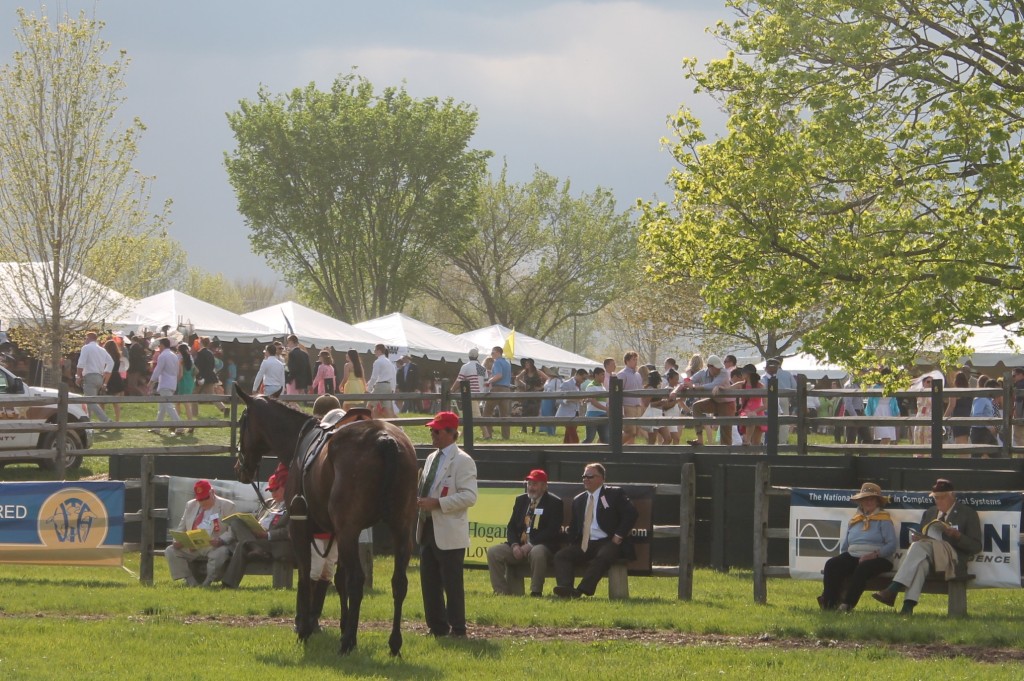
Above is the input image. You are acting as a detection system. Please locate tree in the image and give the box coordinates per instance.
[422,166,636,340]
[640,0,1024,370]
[0,10,167,383]
[225,73,490,323]
[85,232,188,299]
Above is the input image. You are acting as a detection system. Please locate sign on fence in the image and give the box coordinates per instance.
[465,481,654,572]
[789,488,1022,588]
[0,481,124,567]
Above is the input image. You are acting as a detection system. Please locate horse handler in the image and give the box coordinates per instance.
[416,411,478,637]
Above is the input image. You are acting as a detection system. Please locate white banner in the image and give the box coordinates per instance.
[789,488,1021,589]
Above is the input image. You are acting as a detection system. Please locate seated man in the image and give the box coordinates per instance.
[165,479,235,586]
[872,478,982,615]
[487,469,563,597]
[553,463,637,598]
[221,471,291,589]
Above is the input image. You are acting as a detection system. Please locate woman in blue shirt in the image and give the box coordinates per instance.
[818,482,897,612]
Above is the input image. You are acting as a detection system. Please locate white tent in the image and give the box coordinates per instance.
[757,353,849,381]
[354,313,478,362]
[0,262,156,328]
[124,290,278,343]
[960,325,1024,367]
[242,301,388,354]
[458,324,600,370]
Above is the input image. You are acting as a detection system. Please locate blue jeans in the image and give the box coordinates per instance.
[539,399,556,435]
[582,411,607,444]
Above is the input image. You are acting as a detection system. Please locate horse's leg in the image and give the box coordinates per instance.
[289,511,315,642]
[336,532,363,655]
[388,523,412,657]
[333,558,345,636]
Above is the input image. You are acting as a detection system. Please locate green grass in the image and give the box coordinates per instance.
[0,555,1022,679]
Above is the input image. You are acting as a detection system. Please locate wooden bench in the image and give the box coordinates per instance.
[863,572,976,617]
[505,559,630,600]
[241,554,295,589]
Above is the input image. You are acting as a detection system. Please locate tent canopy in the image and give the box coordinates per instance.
[243,301,388,354]
[0,262,155,329]
[354,313,477,362]
[756,353,849,381]
[459,325,600,370]
[959,324,1024,368]
[125,290,278,343]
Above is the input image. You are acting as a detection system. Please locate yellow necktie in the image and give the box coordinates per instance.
[581,493,595,552]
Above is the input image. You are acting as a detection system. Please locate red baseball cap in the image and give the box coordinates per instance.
[266,472,287,491]
[193,479,212,501]
[525,469,548,483]
[425,411,459,430]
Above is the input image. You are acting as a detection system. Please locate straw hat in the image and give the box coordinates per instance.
[850,482,888,504]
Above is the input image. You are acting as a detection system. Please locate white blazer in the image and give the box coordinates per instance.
[415,446,478,550]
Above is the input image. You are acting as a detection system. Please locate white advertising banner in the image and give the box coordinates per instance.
[789,488,1021,589]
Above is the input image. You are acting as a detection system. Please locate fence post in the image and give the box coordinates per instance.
[678,461,695,601]
[766,376,778,458]
[795,374,808,455]
[439,378,450,413]
[139,454,155,586]
[608,376,623,456]
[931,379,943,459]
[56,383,69,479]
[710,464,728,572]
[460,381,474,452]
[753,461,769,604]
[1002,371,1012,459]
[229,384,239,458]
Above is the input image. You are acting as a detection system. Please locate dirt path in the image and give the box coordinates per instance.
[11,611,1016,663]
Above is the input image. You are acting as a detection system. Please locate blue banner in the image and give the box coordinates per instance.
[0,481,125,566]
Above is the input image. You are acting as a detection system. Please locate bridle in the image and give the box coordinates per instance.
[236,408,270,510]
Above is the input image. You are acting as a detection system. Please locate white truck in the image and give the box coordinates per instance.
[0,364,94,469]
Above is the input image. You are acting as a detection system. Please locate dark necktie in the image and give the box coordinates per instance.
[521,498,538,544]
[420,451,443,497]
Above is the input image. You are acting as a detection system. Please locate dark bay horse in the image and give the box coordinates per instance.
[234,385,418,656]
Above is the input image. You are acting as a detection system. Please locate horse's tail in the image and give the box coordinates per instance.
[376,433,400,516]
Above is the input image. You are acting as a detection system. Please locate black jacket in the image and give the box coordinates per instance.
[504,491,563,552]
[287,346,313,390]
[397,361,421,393]
[567,485,638,558]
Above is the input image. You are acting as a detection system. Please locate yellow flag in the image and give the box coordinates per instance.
[503,329,515,360]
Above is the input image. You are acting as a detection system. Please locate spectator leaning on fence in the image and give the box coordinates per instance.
[617,351,643,445]
[969,386,1003,451]
[673,355,734,447]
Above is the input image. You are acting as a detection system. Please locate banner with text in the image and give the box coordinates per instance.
[789,488,1021,588]
[0,481,125,566]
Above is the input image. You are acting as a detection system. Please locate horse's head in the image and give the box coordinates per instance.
[234,383,271,484]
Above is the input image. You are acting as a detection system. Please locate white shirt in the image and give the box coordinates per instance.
[456,360,485,393]
[252,356,286,392]
[78,341,114,375]
[152,348,180,392]
[368,354,397,390]
[586,486,608,542]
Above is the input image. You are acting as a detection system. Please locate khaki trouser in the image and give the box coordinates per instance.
[487,543,553,595]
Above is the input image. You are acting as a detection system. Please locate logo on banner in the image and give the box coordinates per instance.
[795,518,842,557]
[37,487,108,548]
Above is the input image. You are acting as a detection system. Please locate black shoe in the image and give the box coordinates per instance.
[530,591,543,598]
[553,585,572,599]
[871,589,897,607]
[899,601,916,616]
[571,589,585,599]
[426,629,450,638]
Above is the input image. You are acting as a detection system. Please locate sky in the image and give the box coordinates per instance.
[0,0,731,283]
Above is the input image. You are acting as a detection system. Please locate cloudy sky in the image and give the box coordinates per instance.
[1,1,731,281]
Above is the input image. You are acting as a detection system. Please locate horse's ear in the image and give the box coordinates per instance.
[235,383,253,405]
[268,387,283,399]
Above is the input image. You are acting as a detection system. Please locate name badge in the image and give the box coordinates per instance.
[534,508,544,516]
[601,496,609,509]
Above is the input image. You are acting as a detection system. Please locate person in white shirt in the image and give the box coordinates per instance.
[76,331,114,423]
[252,343,286,396]
[148,337,183,434]
[367,343,397,418]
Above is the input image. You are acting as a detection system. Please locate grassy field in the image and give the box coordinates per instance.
[1,554,1023,680]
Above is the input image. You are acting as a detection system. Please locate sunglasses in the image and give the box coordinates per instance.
[582,474,599,480]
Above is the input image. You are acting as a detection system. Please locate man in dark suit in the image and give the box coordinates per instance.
[872,478,982,615]
[554,463,638,598]
[487,469,563,597]
[396,355,421,413]
[285,334,313,394]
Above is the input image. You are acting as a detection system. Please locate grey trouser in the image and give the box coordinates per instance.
[156,388,180,423]
[82,373,111,422]
[164,544,232,584]
[487,543,553,595]
[892,540,937,602]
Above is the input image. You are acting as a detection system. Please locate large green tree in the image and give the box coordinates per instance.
[422,166,636,340]
[640,0,1024,369]
[225,73,490,323]
[0,10,167,381]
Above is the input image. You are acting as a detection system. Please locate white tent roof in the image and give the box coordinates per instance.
[756,352,849,381]
[354,313,478,362]
[960,325,1024,367]
[242,301,388,354]
[125,290,278,343]
[0,262,155,328]
[459,324,600,370]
